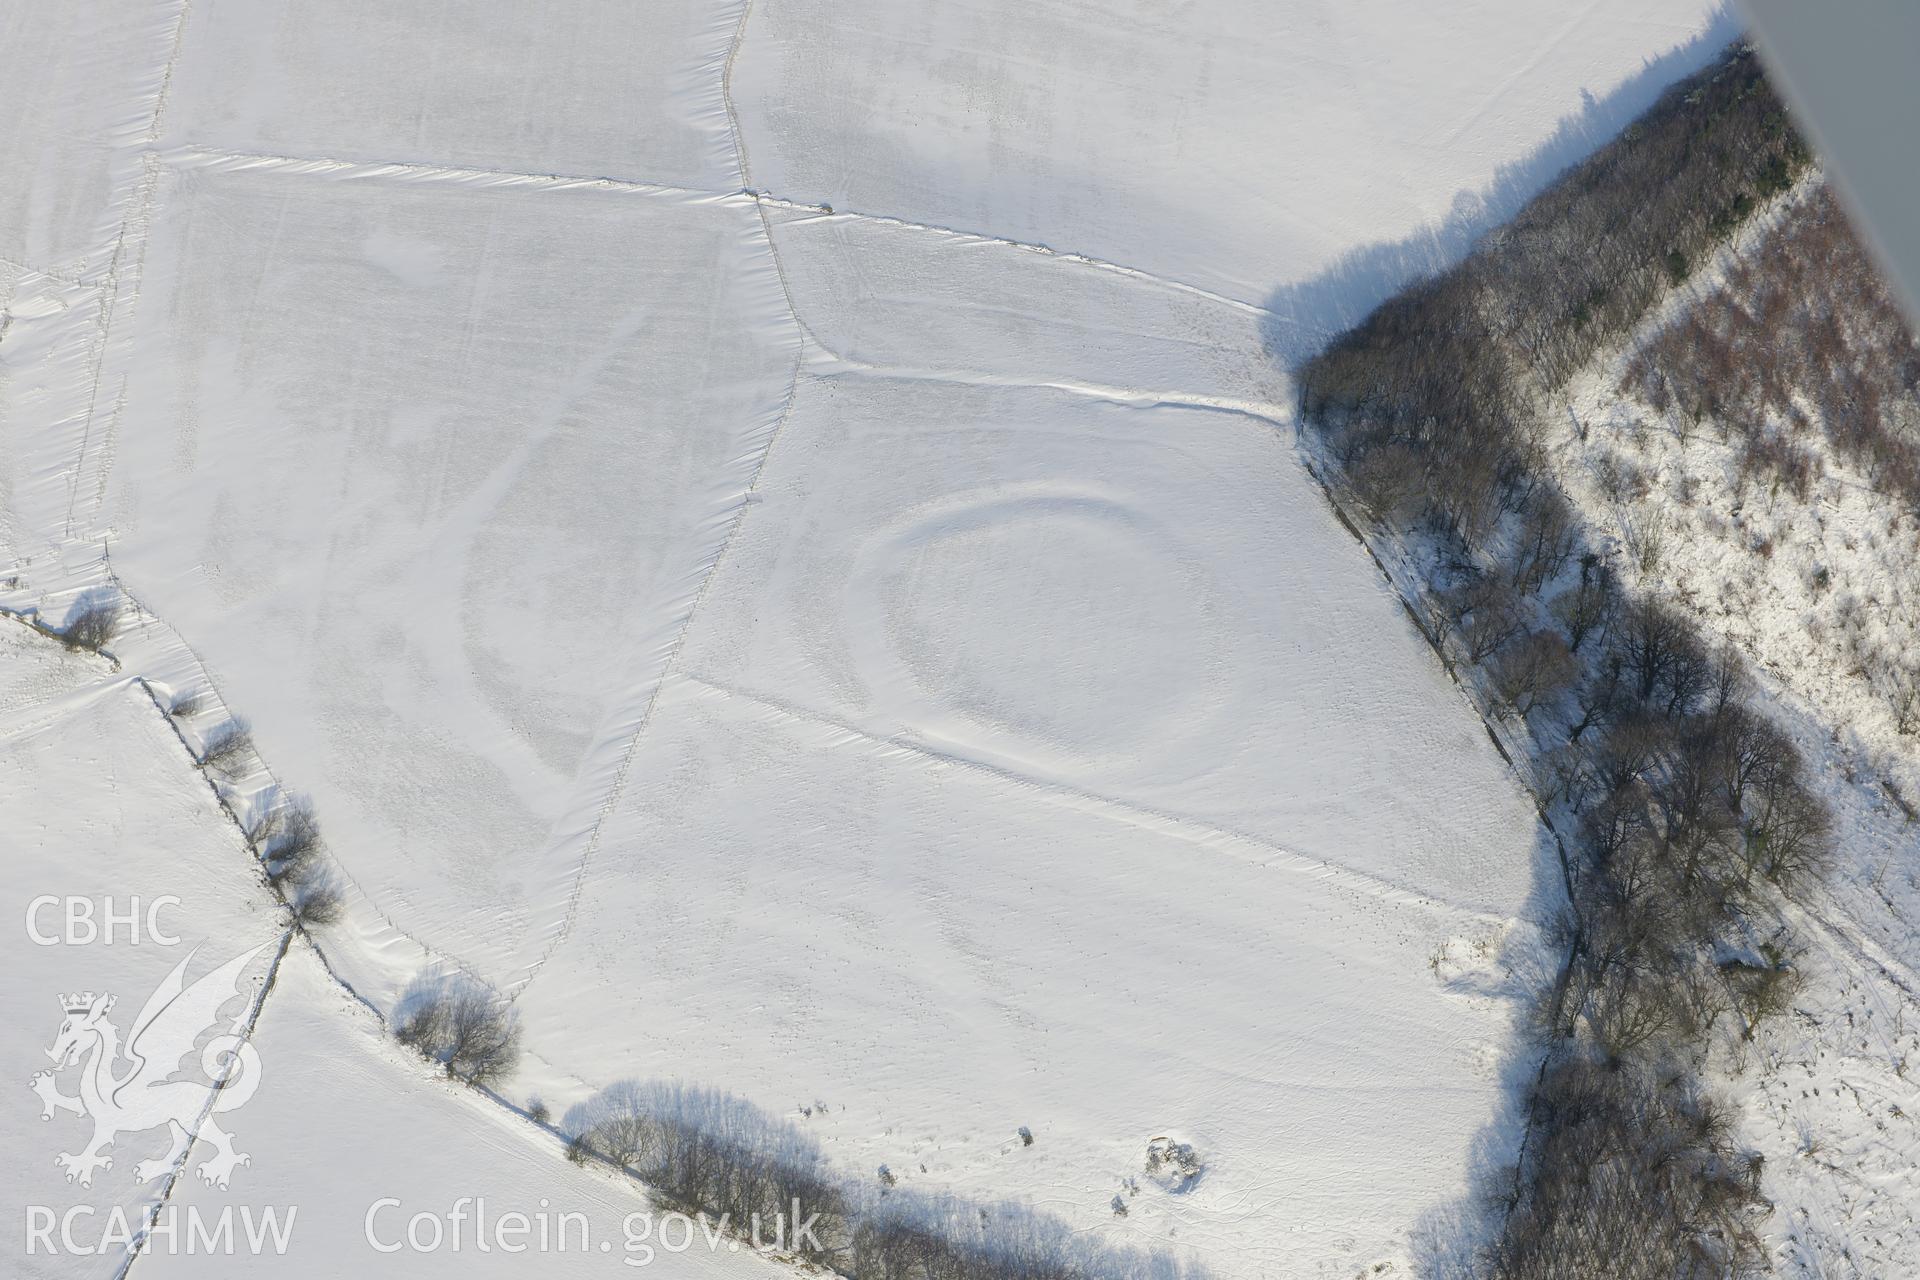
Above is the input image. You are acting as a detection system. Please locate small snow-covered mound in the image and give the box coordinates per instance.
[1143,1136,1204,1194]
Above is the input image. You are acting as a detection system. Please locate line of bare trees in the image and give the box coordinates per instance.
[1301,43,1810,554]
[563,1082,1207,1280]
[1493,1060,1766,1280]
[35,587,353,927]
[566,1080,843,1262]
[1297,42,1834,1279]
[1494,599,1824,1277]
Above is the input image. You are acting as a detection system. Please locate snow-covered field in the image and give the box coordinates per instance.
[0,624,282,1279]
[141,946,798,1279]
[1,0,1739,1274]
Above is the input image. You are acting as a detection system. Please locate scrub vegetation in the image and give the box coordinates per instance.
[1300,43,1834,1277]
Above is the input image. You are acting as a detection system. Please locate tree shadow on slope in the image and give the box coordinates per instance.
[1255,8,1752,1275]
[1399,825,1571,1278]
[1257,3,1742,371]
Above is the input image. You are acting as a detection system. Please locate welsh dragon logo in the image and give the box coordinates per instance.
[30,944,268,1190]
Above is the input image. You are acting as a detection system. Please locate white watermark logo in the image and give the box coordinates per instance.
[26,1203,297,1258]
[27,894,184,946]
[30,943,268,1190]
[363,1198,825,1267]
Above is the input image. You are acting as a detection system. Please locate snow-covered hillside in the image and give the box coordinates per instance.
[1544,179,1920,1278]
[140,946,800,1280]
[0,623,283,1279]
[1,0,1740,1275]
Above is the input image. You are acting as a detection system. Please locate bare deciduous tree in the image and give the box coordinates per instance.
[1744,770,1831,893]
[287,868,344,928]
[1513,487,1578,595]
[1451,573,1527,664]
[60,595,121,653]
[393,972,522,1087]
[261,797,322,884]
[1492,629,1578,717]
[198,718,254,777]
[1552,559,1617,654]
